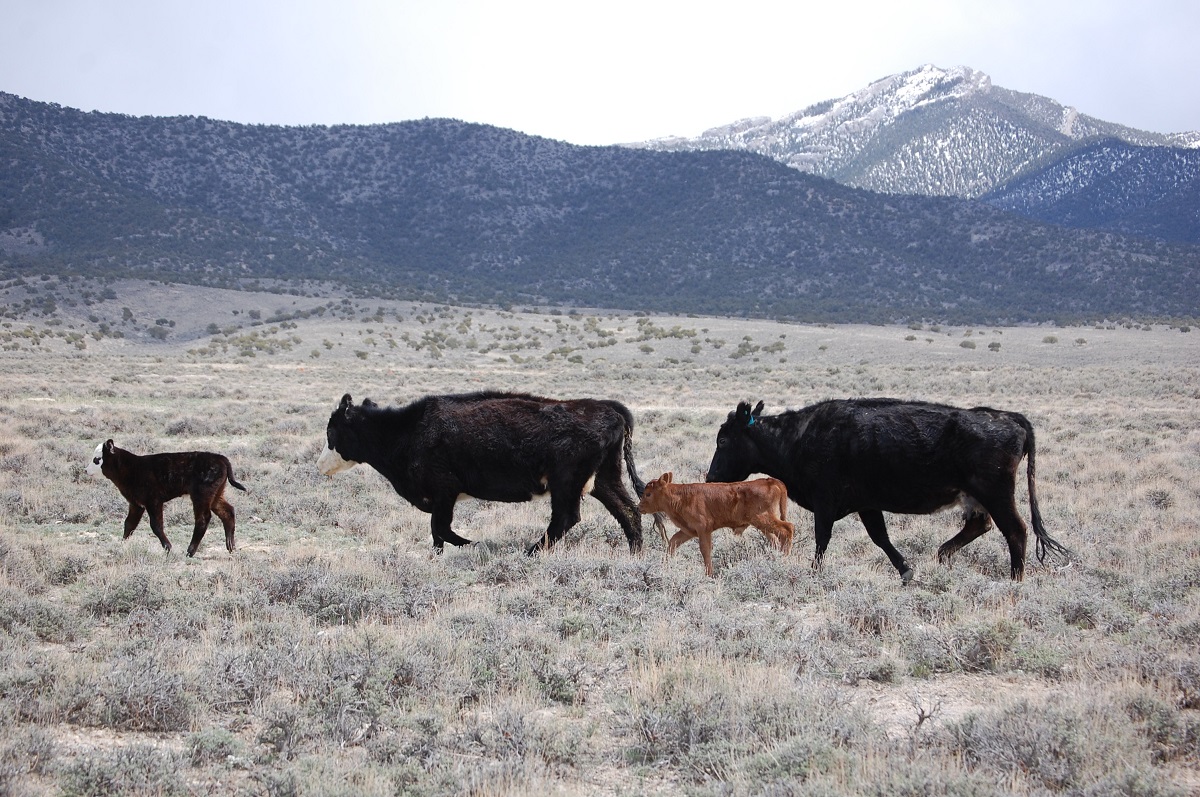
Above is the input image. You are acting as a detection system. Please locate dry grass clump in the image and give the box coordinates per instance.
[0,284,1198,794]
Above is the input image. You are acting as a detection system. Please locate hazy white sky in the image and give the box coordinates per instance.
[3,0,1197,145]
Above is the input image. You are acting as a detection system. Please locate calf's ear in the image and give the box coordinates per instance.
[103,439,115,453]
[338,394,353,411]
[751,401,765,417]
[664,472,673,483]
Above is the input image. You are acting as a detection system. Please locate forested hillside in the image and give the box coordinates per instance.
[2,92,1197,323]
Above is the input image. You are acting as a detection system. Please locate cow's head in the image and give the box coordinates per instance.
[637,472,673,514]
[317,394,364,476]
[705,401,764,483]
[86,439,114,477]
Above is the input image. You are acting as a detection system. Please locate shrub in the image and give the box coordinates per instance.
[185,727,244,767]
[58,745,186,797]
[83,573,170,618]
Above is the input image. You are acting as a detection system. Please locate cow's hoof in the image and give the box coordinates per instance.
[900,567,914,585]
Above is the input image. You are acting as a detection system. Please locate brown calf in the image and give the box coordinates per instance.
[637,472,793,576]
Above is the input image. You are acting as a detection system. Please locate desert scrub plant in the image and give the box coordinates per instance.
[942,696,1181,794]
[80,644,197,732]
[623,658,876,785]
[57,745,187,797]
[254,557,409,625]
[0,589,83,643]
[81,570,171,618]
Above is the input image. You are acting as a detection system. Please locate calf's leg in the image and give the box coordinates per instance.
[123,503,145,539]
[755,514,794,555]
[666,528,696,555]
[147,503,172,553]
[697,529,715,577]
[212,498,236,553]
[187,503,212,558]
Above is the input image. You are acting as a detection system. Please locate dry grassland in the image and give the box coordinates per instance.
[1,280,1198,795]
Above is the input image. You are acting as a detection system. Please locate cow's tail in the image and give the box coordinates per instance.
[612,402,667,545]
[1016,413,1068,564]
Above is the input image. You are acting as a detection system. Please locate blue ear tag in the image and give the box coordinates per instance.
[747,416,755,426]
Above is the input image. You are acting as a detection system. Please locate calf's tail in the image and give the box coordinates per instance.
[1017,414,1069,564]
[225,458,248,493]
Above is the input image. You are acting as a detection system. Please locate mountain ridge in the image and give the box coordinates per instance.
[631,64,1200,200]
[1,90,1197,325]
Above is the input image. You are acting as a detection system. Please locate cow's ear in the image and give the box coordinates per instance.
[362,398,378,408]
[664,472,673,483]
[751,401,764,417]
[733,401,751,422]
[103,439,115,453]
[339,394,353,411]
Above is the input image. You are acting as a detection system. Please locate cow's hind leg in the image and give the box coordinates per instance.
[858,509,913,584]
[937,498,991,568]
[527,483,584,555]
[980,498,1028,581]
[590,475,645,554]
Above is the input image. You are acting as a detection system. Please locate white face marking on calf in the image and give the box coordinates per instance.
[316,443,359,475]
[85,442,104,477]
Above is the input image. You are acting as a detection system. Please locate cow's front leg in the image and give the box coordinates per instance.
[858,509,913,584]
[430,501,472,553]
[812,512,835,572]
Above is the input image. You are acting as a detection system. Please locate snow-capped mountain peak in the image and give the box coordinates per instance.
[630,64,1196,198]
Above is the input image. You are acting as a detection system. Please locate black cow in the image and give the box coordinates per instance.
[706,399,1069,582]
[317,392,665,554]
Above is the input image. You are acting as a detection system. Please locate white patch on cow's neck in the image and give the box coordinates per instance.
[317,444,359,475]
[85,443,104,477]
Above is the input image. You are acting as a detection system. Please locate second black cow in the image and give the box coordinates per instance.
[317,391,664,554]
[706,399,1069,582]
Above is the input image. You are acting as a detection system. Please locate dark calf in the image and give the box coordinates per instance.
[87,439,246,556]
